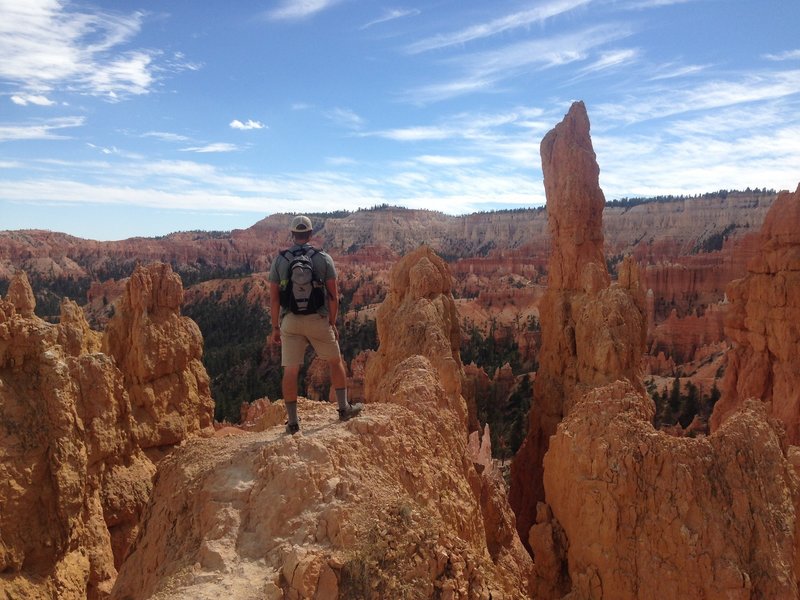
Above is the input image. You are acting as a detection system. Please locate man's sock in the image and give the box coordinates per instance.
[286,400,299,424]
[335,388,348,410]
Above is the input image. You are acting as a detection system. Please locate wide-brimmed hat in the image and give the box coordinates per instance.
[290,215,312,233]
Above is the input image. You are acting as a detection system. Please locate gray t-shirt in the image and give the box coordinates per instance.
[268,244,336,318]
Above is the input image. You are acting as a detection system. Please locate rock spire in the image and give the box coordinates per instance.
[509,101,646,545]
[711,183,800,441]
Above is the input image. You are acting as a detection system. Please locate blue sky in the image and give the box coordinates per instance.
[1,0,799,240]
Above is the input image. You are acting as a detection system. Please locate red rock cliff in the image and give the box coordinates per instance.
[103,263,213,455]
[711,183,800,441]
[509,101,646,546]
[0,273,155,600]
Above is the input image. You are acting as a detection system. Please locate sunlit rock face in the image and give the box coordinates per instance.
[0,273,155,600]
[112,245,533,599]
[509,101,646,545]
[510,103,800,600]
[711,183,800,442]
[533,381,800,599]
[103,262,214,456]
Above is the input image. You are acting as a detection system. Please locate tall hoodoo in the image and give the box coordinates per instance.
[363,245,532,590]
[364,245,466,425]
[0,273,155,600]
[511,104,800,599]
[509,101,646,545]
[103,262,214,454]
[711,183,800,441]
[540,100,609,293]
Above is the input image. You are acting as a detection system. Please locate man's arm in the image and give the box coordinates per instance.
[325,277,339,330]
[269,280,281,344]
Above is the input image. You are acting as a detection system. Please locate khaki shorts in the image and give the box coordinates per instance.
[281,312,341,366]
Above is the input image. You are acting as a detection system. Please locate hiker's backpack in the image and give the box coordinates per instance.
[279,246,326,314]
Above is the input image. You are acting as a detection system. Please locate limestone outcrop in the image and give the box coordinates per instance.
[711,183,800,442]
[103,262,214,455]
[534,381,800,599]
[510,102,646,544]
[0,273,155,600]
[364,245,467,426]
[0,262,219,599]
[113,245,532,599]
[511,103,800,600]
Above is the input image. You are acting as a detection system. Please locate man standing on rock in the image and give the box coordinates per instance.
[268,215,362,434]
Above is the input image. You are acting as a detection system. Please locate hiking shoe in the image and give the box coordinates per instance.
[338,402,363,421]
[286,421,300,435]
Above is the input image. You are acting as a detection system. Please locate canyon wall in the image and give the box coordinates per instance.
[112,246,533,599]
[0,192,773,284]
[514,102,800,599]
[711,184,800,442]
[0,265,212,600]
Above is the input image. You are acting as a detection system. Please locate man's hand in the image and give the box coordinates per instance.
[329,320,339,340]
[270,328,281,345]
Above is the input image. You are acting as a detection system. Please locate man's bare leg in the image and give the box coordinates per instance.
[283,364,300,432]
[329,356,362,420]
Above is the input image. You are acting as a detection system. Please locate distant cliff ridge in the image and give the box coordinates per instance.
[0,190,776,283]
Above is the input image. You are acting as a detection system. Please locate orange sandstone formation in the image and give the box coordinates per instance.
[513,103,800,599]
[510,101,646,544]
[535,381,800,599]
[711,183,800,442]
[364,246,467,424]
[113,246,532,599]
[103,262,214,455]
[0,272,154,600]
[0,263,219,599]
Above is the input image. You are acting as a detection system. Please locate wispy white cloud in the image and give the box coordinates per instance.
[83,50,154,98]
[142,131,191,142]
[648,62,710,81]
[364,106,549,168]
[408,78,496,104]
[764,49,800,62]
[230,119,266,130]
[407,24,632,102]
[0,146,545,222]
[664,102,793,138]
[596,123,800,199]
[325,107,364,129]
[266,0,343,21]
[87,142,119,155]
[0,2,190,100]
[406,0,594,54]
[180,143,241,153]
[595,69,800,125]
[0,116,85,142]
[368,125,456,141]
[10,93,55,106]
[622,0,697,8]
[360,8,420,30]
[457,24,631,74]
[415,155,482,166]
[577,48,638,74]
